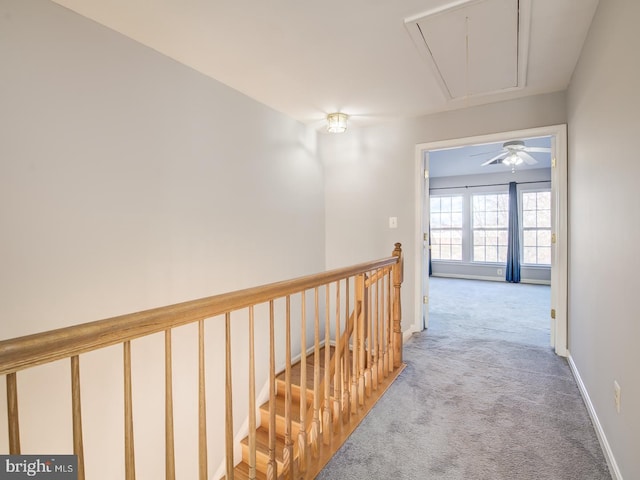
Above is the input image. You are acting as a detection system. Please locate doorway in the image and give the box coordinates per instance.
[413,125,567,356]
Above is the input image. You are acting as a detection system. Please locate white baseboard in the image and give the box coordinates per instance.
[567,352,623,480]
[431,273,551,285]
[403,328,417,343]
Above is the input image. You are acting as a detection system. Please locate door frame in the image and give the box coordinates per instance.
[413,124,568,356]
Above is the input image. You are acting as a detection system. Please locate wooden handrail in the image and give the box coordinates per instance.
[0,256,398,376]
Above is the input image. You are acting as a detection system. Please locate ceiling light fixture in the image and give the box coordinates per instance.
[502,153,523,166]
[327,113,348,133]
[501,153,523,173]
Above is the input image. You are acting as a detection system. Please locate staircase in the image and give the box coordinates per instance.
[1,243,404,480]
[228,346,405,480]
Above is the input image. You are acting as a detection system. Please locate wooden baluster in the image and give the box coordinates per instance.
[310,288,321,457]
[343,278,351,422]
[358,274,366,405]
[387,270,394,373]
[382,273,388,377]
[6,373,20,454]
[70,356,86,480]
[324,284,332,444]
[352,275,361,409]
[371,271,379,392]
[248,307,257,480]
[375,274,380,374]
[377,271,384,382]
[379,273,387,380]
[267,301,277,480]
[392,243,404,367]
[331,281,340,430]
[386,270,391,373]
[283,296,294,479]
[224,315,232,480]
[164,331,175,480]
[198,320,210,480]
[298,293,308,473]
[123,341,135,480]
[365,272,373,398]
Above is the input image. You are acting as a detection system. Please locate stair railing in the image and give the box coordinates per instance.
[280,243,404,479]
[0,243,403,480]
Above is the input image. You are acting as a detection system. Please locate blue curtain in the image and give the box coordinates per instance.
[506,181,521,283]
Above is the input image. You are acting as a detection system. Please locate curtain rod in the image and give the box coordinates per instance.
[429,180,550,191]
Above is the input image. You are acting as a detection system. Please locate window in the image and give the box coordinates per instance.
[522,191,551,265]
[472,193,509,263]
[430,195,463,261]
[430,188,553,268]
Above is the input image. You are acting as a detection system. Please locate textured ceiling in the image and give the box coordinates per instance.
[51,0,600,130]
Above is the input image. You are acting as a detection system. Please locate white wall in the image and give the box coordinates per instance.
[567,0,640,477]
[321,91,567,333]
[0,0,325,478]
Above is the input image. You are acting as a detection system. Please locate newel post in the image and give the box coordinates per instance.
[392,243,403,367]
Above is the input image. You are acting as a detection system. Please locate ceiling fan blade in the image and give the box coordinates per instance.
[481,153,506,166]
[520,152,538,165]
[483,159,503,166]
[524,147,551,153]
[471,149,502,157]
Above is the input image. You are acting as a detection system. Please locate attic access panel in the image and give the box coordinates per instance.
[406,0,529,100]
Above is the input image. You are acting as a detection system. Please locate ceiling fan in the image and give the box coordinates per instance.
[476,140,551,168]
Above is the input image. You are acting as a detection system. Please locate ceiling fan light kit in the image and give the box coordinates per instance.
[478,139,551,171]
[502,153,523,166]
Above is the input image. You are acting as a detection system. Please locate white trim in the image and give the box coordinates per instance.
[568,353,624,480]
[550,125,568,356]
[414,124,568,357]
[403,328,418,343]
[431,273,550,285]
[414,146,428,332]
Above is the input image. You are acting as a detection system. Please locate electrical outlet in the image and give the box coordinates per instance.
[614,381,621,413]
[497,269,503,275]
